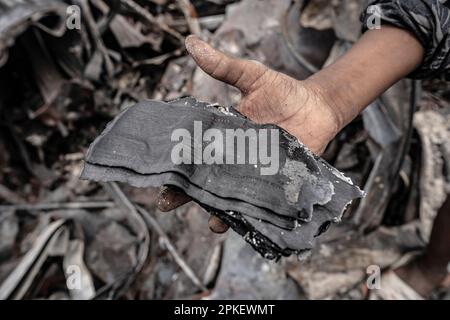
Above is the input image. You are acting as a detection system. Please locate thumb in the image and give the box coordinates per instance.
[185,35,269,93]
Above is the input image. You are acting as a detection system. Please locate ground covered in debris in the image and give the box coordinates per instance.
[0,0,449,299]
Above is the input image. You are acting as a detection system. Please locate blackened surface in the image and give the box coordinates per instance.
[81,97,364,259]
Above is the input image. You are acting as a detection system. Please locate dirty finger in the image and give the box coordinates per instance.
[157,185,192,212]
[208,215,229,234]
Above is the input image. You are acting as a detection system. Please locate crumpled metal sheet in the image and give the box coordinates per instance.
[81,97,364,260]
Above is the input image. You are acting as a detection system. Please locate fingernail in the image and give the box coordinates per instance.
[208,216,229,234]
[185,34,197,42]
[185,35,213,60]
[156,193,172,212]
[157,186,191,212]
[185,35,198,53]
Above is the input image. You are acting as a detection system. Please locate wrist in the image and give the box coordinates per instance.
[301,75,349,133]
[285,78,343,154]
[303,25,425,134]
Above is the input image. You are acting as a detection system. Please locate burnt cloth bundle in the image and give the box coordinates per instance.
[81,97,364,260]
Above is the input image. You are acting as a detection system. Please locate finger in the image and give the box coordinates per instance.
[208,215,229,234]
[156,186,192,212]
[185,35,269,93]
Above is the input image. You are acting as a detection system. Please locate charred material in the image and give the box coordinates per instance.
[81,97,364,260]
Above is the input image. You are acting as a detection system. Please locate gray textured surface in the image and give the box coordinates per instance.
[81,97,364,259]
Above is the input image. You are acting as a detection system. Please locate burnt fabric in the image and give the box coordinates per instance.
[361,0,450,79]
[81,97,364,260]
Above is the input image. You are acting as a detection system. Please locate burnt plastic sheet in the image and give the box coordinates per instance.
[81,97,364,260]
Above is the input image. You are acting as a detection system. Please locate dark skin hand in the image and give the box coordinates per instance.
[158,27,424,233]
[158,35,343,232]
[157,27,450,297]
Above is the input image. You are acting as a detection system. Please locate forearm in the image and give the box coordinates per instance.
[305,26,425,130]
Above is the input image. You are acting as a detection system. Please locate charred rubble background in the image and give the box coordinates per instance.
[0,0,449,299]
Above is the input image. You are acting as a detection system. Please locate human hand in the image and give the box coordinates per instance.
[157,35,342,233]
[159,26,424,233]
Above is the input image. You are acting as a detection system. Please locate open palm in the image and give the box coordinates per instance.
[157,35,341,233]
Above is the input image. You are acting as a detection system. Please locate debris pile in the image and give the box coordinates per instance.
[0,0,449,299]
[0,0,235,299]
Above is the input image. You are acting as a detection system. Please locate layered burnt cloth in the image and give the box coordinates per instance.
[81,97,364,260]
[361,0,450,79]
